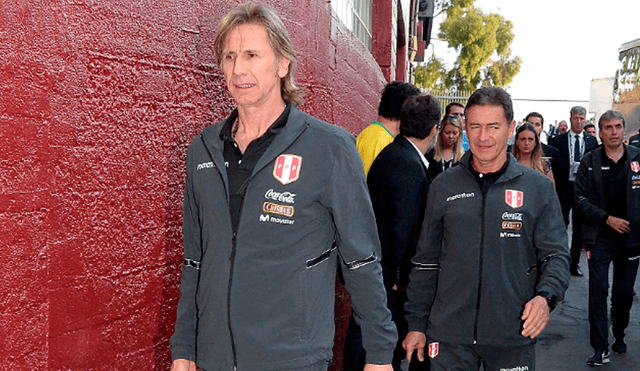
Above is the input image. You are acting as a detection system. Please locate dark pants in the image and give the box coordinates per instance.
[588,236,639,351]
[343,289,409,371]
[203,360,329,371]
[560,182,584,270]
[427,340,535,371]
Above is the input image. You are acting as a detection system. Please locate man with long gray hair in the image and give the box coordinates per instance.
[169,3,396,371]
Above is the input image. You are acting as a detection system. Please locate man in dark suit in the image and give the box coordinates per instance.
[365,94,441,371]
[549,106,598,276]
[629,127,640,148]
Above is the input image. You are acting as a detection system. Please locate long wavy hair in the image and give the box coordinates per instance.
[433,115,465,163]
[512,123,547,174]
[213,2,305,106]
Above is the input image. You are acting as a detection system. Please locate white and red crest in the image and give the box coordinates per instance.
[631,161,640,173]
[273,154,302,185]
[505,189,523,209]
[428,342,439,358]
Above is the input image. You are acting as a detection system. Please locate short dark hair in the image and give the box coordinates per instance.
[525,112,544,125]
[399,95,441,140]
[598,110,625,130]
[445,102,465,115]
[584,123,596,131]
[465,87,514,124]
[378,81,421,120]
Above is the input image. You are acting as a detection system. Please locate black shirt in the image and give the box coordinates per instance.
[220,104,291,232]
[600,148,627,241]
[469,155,510,198]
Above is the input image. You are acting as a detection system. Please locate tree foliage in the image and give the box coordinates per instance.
[415,0,522,92]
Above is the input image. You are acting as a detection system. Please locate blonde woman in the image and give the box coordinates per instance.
[512,122,555,185]
[425,114,465,179]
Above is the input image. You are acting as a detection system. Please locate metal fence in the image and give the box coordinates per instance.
[422,89,590,128]
[423,89,472,111]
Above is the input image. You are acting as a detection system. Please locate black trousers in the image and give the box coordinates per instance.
[427,340,535,371]
[588,236,639,351]
[561,182,584,270]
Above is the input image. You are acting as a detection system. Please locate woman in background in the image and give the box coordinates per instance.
[425,114,465,179]
[512,122,555,185]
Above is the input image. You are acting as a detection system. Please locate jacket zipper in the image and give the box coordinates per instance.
[228,177,253,371]
[473,191,487,344]
[228,231,238,370]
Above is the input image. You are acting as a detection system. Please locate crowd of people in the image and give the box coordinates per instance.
[168,3,640,371]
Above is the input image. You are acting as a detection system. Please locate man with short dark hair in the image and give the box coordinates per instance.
[575,110,640,366]
[549,106,599,277]
[357,81,421,175]
[445,102,468,150]
[403,87,570,371]
[525,111,560,182]
[584,123,597,138]
[170,3,396,371]
[364,95,441,371]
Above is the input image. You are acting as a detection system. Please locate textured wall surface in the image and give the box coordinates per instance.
[0,0,387,369]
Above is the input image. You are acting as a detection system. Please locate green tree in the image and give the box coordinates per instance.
[415,0,521,91]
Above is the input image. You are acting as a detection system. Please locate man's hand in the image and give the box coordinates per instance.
[606,216,630,234]
[521,296,550,339]
[364,364,393,371]
[170,359,197,371]
[402,331,426,363]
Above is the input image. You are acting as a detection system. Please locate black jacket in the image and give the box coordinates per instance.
[574,145,640,256]
[367,135,431,289]
[629,133,640,148]
[405,152,570,346]
[548,131,598,213]
[170,106,397,370]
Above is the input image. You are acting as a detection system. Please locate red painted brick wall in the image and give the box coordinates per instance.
[0,0,386,369]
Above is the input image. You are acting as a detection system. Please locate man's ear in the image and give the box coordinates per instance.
[277,58,290,78]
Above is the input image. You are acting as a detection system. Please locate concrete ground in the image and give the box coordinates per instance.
[536,250,640,370]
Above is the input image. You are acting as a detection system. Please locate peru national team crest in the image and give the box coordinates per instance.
[428,342,439,358]
[505,189,523,209]
[631,161,640,173]
[273,154,302,185]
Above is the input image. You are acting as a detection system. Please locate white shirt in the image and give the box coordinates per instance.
[568,130,585,163]
[407,138,430,170]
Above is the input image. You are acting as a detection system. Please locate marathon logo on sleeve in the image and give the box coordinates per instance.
[505,190,523,209]
[196,161,214,171]
[445,192,475,202]
[273,154,302,185]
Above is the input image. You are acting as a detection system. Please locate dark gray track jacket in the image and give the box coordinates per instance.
[574,145,640,257]
[170,106,396,371]
[405,152,570,346]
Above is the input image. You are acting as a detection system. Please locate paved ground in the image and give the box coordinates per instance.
[536,251,640,370]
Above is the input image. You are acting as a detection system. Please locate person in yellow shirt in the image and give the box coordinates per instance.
[356,81,421,175]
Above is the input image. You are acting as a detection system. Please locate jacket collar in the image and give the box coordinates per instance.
[459,150,524,184]
[199,105,310,180]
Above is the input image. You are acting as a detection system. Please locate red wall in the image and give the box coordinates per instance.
[0,0,386,369]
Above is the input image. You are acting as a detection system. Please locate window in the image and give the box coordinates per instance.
[331,0,373,50]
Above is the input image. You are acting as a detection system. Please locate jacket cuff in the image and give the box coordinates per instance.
[365,350,394,365]
[170,346,196,363]
[406,319,428,333]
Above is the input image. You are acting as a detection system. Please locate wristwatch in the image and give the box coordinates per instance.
[536,291,557,312]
